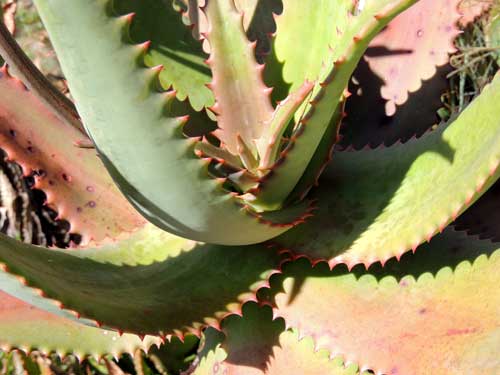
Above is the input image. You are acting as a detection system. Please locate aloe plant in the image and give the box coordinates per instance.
[0,0,499,373]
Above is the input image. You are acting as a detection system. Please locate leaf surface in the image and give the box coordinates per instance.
[0,67,144,244]
[267,230,500,375]
[275,73,500,266]
[0,224,283,336]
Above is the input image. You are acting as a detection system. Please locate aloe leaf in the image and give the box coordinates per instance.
[275,73,500,266]
[203,0,274,156]
[0,22,82,133]
[267,230,500,374]
[175,0,281,61]
[112,0,214,111]
[193,303,363,375]
[0,291,160,358]
[0,224,284,336]
[247,0,417,210]
[341,0,463,148]
[342,61,450,148]
[33,0,297,245]
[0,66,144,244]
[359,0,461,116]
[265,0,353,102]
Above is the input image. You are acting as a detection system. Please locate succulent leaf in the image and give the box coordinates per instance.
[247,0,419,210]
[112,0,214,111]
[0,224,284,336]
[193,303,363,375]
[32,0,301,245]
[275,73,500,266]
[265,0,353,102]
[0,66,144,244]
[358,0,462,116]
[267,230,500,375]
[203,0,275,156]
[0,291,160,358]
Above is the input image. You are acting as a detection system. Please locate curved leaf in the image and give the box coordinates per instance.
[0,224,283,336]
[0,291,160,358]
[33,0,298,245]
[275,73,500,266]
[112,0,214,111]
[0,66,144,244]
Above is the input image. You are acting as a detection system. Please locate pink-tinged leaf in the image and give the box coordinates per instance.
[203,0,274,155]
[364,0,461,116]
[0,290,160,357]
[257,81,314,170]
[268,230,500,375]
[193,303,361,375]
[458,0,493,26]
[0,67,145,245]
[341,62,450,148]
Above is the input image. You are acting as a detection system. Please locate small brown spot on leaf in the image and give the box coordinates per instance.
[86,185,95,192]
[87,201,96,208]
[419,308,427,315]
[416,29,423,37]
[62,173,72,182]
[8,129,15,137]
[26,146,34,153]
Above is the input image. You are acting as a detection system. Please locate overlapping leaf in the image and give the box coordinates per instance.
[0,224,284,336]
[275,73,500,266]
[32,0,303,245]
[0,291,160,358]
[0,66,144,244]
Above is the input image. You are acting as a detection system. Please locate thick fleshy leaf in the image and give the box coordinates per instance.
[203,0,274,156]
[248,0,419,210]
[0,224,284,336]
[33,0,299,245]
[175,0,281,60]
[359,0,461,116]
[274,73,500,266]
[266,230,500,375]
[0,291,160,358]
[193,303,362,375]
[112,0,214,111]
[265,0,353,102]
[341,61,450,149]
[0,66,144,244]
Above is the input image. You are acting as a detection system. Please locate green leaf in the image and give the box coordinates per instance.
[248,0,418,210]
[0,224,284,336]
[275,73,500,266]
[112,0,214,111]
[33,0,296,245]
